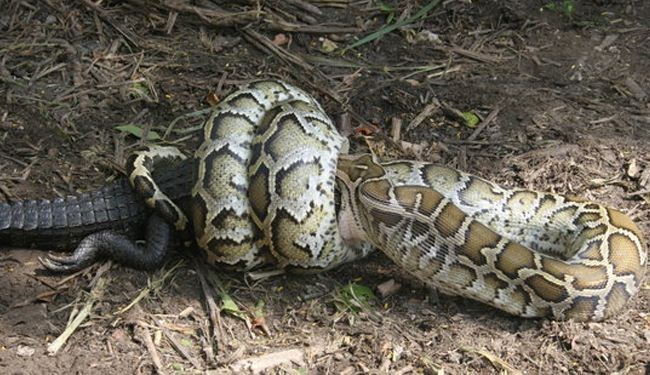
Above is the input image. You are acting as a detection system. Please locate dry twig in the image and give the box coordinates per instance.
[125,0,263,27]
[136,322,166,374]
[467,106,501,142]
[47,263,111,355]
[406,99,441,132]
[165,330,202,370]
[242,28,313,72]
[193,258,226,354]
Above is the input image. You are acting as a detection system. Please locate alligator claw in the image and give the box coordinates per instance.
[39,235,103,273]
[39,254,91,273]
[38,215,170,273]
[43,252,78,265]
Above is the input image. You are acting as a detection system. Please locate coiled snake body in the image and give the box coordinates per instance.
[1,80,645,321]
[127,80,372,270]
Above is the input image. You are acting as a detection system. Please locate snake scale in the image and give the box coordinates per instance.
[0,80,645,321]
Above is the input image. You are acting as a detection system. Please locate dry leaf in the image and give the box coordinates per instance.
[205,92,220,106]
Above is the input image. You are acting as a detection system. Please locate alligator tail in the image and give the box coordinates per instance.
[0,179,148,250]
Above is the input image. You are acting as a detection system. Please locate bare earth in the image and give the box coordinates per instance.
[1,1,649,374]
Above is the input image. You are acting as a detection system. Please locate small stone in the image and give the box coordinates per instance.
[377,279,401,298]
[626,159,639,178]
[16,345,35,357]
[272,33,289,46]
[45,15,57,25]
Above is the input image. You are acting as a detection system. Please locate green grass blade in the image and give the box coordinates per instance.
[342,0,442,52]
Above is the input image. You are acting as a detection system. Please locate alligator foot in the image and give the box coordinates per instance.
[41,214,172,272]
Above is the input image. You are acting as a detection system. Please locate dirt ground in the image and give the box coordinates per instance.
[1,0,649,374]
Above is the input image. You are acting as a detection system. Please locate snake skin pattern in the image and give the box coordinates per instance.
[129,81,645,321]
[336,154,646,321]
[2,80,645,321]
[128,80,372,270]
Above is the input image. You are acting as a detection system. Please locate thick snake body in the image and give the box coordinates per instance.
[336,155,646,321]
[1,80,645,321]
[128,80,371,270]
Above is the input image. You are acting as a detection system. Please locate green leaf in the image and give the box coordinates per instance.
[543,0,575,18]
[377,1,394,13]
[563,1,575,17]
[345,283,375,301]
[334,282,376,313]
[171,363,184,371]
[221,293,239,313]
[462,112,480,128]
[220,291,246,319]
[252,300,266,318]
[115,124,161,141]
[377,1,395,23]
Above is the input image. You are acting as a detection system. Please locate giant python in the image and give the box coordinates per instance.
[0,80,645,321]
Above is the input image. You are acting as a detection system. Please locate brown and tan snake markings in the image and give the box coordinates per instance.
[124,81,645,321]
[336,153,646,321]
[129,80,373,271]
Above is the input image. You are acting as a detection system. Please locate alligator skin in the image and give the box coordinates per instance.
[0,179,148,250]
[0,159,195,254]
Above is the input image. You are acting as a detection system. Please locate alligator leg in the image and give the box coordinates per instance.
[41,213,171,272]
